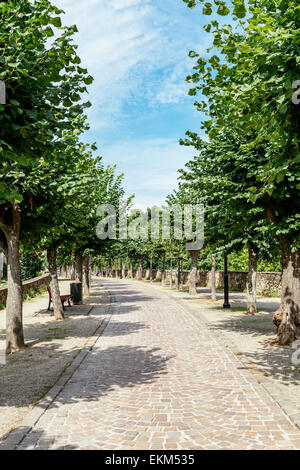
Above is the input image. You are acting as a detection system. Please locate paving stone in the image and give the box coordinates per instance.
[3,278,300,450]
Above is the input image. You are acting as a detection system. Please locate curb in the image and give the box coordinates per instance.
[0,288,114,450]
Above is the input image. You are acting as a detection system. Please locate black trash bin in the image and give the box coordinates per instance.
[70,282,82,304]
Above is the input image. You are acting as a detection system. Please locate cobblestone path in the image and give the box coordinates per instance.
[11,279,300,450]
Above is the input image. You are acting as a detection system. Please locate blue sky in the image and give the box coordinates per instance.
[55,0,211,208]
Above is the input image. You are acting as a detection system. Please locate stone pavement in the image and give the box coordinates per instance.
[0,280,111,442]
[3,278,300,450]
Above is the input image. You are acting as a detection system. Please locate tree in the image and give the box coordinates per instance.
[20,252,44,281]
[0,0,93,349]
[183,0,299,340]
[178,129,279,312]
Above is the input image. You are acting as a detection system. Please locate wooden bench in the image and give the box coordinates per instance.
[47,286,73,311]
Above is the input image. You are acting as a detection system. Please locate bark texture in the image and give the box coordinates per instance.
[47,246,64,321]
[83,255,91,296]
[247,245,258,315]
[137,256,143,280]
[211,256,217,302]
[129,259,133,278]
[189,250,199,295]
[149,256,153,282]
[161,252,166,285]
[75,255,83,283]
[70,263,76,280]
[273,243,300,345]
[170,258,173,288]
[2,205,25,353]
[6,232,25,352]
[175,252,180,291]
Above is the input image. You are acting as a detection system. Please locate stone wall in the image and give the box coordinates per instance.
[0,274,51,306]
[99,269,281,293]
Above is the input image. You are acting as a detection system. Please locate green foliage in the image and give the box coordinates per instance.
[21,252,45,281]
[23,285,47,301]
[257,287,280,298]
[179,0,300,266]
[0,0,92,206]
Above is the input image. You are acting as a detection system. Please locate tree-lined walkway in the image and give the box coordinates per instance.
[4,278,300,450]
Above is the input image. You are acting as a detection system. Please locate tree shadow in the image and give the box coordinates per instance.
[207,311,299,386]
[207,310,276,339]
[0,312,151,412]
[1,344,173,449]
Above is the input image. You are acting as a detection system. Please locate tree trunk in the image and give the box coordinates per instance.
[273,241,300,345]
[137,255,143,280]
[5,230,25,353]
[47,246,64,321]
[83,256,91,296]
[150,256,153,282]
[175,252,180,290]
[211,256,217,301]
[129,259,133,278]
[1,204,25,353]
[247,245,257,315]
[89,256,92,287]
[70,263,76,280]
[170,258,173,288]
[0,252,3,282]
[75,255,83,283]
[161,252,166,285]
[189,250,199,295]
[180,257,184,289]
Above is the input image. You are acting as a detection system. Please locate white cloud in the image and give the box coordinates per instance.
[55,0,162,128]
[54,0,206,128]
[53,1,207,206]
[101,137,198,208]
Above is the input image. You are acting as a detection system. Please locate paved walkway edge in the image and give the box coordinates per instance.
[0,293,113,450]
[143,281,300,433]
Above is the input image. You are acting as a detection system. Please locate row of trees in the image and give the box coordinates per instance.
[1,0,298,354]
[95,209,280,299]
[0,1,127,353]
[97,0,298,346]
[175,0,299,344]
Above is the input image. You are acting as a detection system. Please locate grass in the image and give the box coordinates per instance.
[23,285,47,302]
[257,289,280,297]
[216,285,279,297]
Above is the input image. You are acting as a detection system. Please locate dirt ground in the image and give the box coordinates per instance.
[0,280,111,442]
